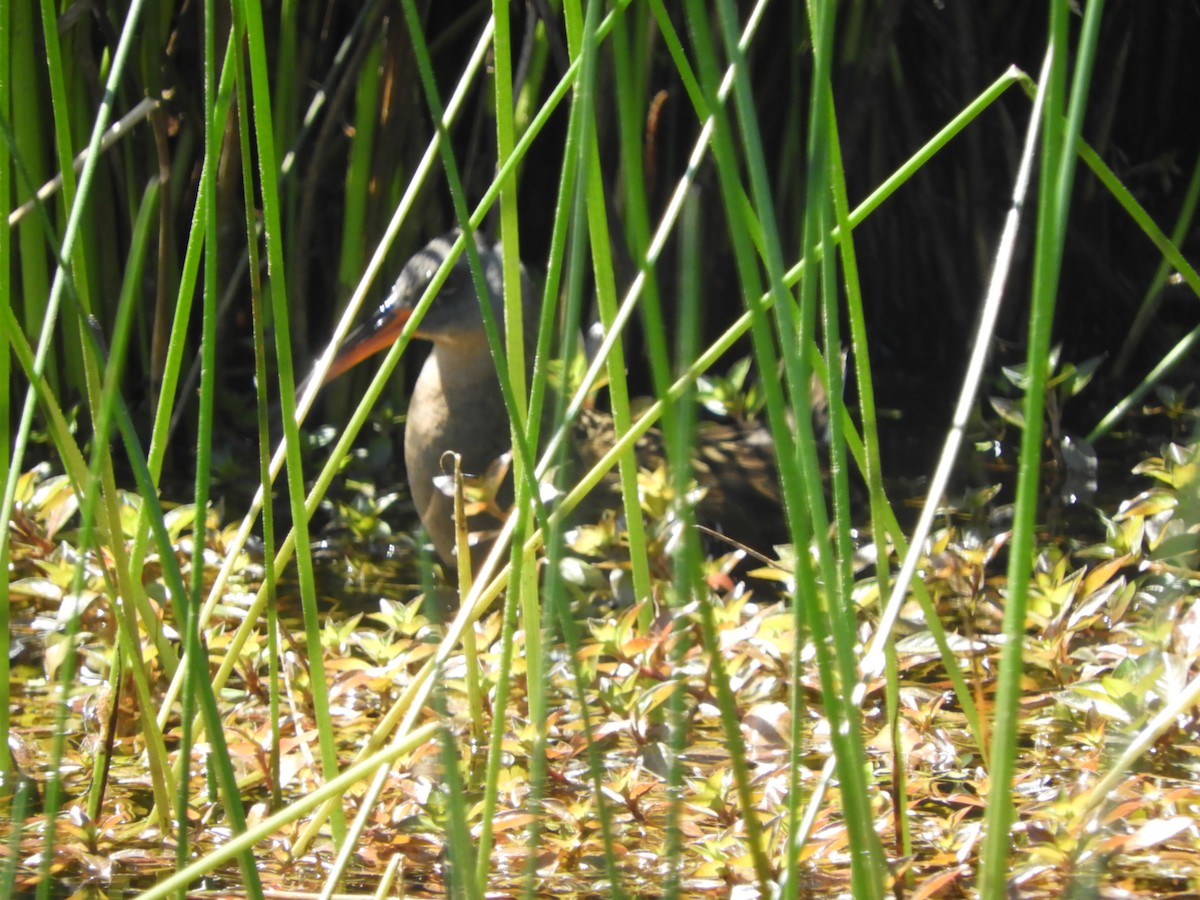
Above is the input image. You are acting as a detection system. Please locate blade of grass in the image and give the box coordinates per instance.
[822,67,907,874]
[660,185,705,900]
[565,0,656,619]
[8,1,53,392]
[3,0,137,540]
[1112,148,1200,376]
[794,0,884,886]
[178,0,221,878]
[15,206,191,898]
[480,3,618,884]
[37,0,95,392]
[1074,668,1200,824]
[1091,327,1200,444]
[233,0,345,847]
[337,35,385,299]
[980,0,1105,893]
[0,294,182,816]
[484,1,548,889]
[0,0,12,841]
[554,0,633,891]
[486,16,555,893]
[1080,138,1200,440]
[237,9,282,810]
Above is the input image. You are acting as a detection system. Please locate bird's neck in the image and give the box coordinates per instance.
[424,327,537,402]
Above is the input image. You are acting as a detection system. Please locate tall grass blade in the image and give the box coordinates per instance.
[980,1,1105,894]
[0,0,13,864]
[234,0,345,849]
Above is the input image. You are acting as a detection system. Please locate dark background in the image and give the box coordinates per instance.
[11,1,1200,497]
[284,2,1200,433]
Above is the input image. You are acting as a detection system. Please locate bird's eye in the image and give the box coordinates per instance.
[441,265,468,295]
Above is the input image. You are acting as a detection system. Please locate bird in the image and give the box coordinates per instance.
[323,230,785,567]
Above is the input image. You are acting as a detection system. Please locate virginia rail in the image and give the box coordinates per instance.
[325,230,783,566]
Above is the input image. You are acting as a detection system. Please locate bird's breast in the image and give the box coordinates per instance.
[403,348,513,558]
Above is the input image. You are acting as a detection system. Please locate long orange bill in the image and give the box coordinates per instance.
[323,301,413,384]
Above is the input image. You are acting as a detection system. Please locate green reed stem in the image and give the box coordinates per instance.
[236,0,345,847]
[980,0,1104,893]
[0,0,12,838]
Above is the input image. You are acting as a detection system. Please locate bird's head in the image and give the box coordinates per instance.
[325,229,527,383]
